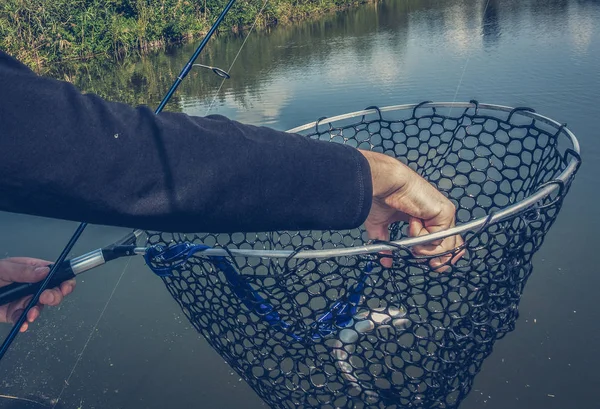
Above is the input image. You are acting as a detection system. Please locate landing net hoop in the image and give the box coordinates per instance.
[146,101,581,409]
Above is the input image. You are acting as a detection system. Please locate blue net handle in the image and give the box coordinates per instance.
[144,242,370,342]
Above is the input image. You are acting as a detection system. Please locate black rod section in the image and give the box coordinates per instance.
[154,0,237,114]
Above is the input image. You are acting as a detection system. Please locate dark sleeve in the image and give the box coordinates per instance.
[0,51,372,233]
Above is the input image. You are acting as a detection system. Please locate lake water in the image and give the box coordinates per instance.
[0,0,599,408]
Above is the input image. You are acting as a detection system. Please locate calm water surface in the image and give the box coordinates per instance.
[1,0,599,408]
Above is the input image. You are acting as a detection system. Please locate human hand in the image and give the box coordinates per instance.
[0,257,76,332]
[360,150,465,270]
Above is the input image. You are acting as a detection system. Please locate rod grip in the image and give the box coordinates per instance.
[0,263,74,306]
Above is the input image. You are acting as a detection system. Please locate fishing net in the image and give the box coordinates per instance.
[144,101,580,409]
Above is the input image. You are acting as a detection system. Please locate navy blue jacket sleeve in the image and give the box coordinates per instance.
[0,51,372,233]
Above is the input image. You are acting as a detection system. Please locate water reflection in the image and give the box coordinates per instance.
[568,6,596,53]
[52,0,598,128]
[482,0,501,48]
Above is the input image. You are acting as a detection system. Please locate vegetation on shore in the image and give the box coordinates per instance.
[0,0,371,71]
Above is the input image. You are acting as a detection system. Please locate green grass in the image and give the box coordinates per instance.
[0,0,372,72]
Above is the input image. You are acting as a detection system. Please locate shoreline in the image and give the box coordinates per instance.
[0,0,378,73]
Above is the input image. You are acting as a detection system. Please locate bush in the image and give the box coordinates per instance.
[0,0,370,70]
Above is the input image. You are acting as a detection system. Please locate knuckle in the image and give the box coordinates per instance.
[444,200,457,214]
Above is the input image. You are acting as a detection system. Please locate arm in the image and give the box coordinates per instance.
[0,51,462,267]
[0,51,372,233]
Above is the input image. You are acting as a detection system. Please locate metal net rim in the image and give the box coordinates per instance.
[175,101,579,261]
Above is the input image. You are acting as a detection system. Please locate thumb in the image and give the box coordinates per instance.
[0,260,49,286]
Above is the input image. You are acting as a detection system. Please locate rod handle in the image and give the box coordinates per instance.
[0,263,74,306]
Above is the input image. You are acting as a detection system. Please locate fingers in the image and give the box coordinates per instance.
[0,258,77,332]
[428,244,466,272]
[60,279,76,297]
[451,247,467,265]
[26,305,43,323]
[14,304,44,332]
[366,217,465,270]
[6,294,33,326]
[6,289,62,333]
[2,257,53,267]
[365,226,394,268]
[39,288,64,306]
[429,256,452,272]
[8,298,54,333]
[378,253,393,268]
[38,277,75,305]
[0,259,49,286]
[365,219,394,268]
[409,217,465,272]
[409,218,446,254]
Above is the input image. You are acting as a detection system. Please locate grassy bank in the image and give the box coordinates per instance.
[0,0,371,71]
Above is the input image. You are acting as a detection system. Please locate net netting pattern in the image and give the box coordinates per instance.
[145,102,580,409]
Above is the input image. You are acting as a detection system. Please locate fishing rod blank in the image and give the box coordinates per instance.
[155,0,237,114]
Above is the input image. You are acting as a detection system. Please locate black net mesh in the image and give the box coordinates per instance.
[145,102,580,409]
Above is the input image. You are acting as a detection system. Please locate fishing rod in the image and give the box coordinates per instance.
[0,228,381,343]
[0,0,237,361]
